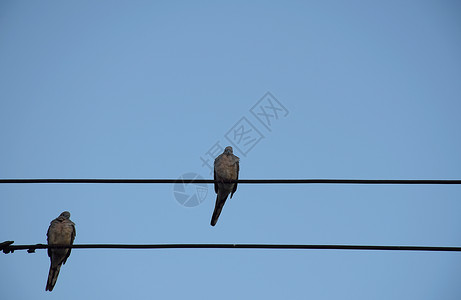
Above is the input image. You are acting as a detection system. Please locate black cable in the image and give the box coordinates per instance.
[0,179,460,184]
[3,242,461,254]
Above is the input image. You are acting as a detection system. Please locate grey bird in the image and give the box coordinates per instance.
[46,211,76,292]
[211,146,240,226]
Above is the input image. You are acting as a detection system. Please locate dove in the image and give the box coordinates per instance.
[211,146,240,226]
[46,211,76,291]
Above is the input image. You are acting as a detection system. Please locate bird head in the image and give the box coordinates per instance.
[58,211,71,219]
[223,146,233,155]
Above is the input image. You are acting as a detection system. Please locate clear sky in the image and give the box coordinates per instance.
[1,1,461,299]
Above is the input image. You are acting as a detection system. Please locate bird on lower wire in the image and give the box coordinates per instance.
[46,211,76,291]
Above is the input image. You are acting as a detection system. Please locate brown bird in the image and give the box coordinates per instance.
[211,146,240,226]
[46,211,76,291]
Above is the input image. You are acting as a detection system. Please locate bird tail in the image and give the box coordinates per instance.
[211,194,228,226]
[45,265,61,292]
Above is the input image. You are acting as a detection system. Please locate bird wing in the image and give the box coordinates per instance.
[231,158,239,198]
[62,220,76,265]
[214,165,219,194]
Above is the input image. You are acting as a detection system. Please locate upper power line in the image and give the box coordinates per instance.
[0,179,460,184]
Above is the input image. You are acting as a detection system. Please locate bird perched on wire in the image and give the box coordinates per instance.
[46,211,76,291]
[211,146,240,226]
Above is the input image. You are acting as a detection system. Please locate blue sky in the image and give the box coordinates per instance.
[1,1,461,299]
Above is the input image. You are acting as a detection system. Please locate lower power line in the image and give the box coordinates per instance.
[2,242,461,253]
[0,179,460,184]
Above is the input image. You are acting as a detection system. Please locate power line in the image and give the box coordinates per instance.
[2,241,461,253]
[0,179,460,184]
